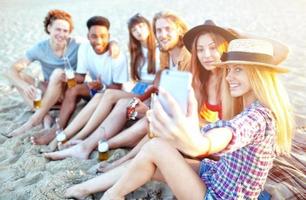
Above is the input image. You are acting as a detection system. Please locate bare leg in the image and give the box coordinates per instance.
[59,84,90,128]
[73,89,135,140]
[97,134,150,173]
[107,118,148,149]
[30,93,103,145]
[9,69,65,137]
[102,139,206,200]
[44,98,130,160]
[65,161,131,200]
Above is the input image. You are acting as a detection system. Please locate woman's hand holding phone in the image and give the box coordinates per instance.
[148,88,204,156]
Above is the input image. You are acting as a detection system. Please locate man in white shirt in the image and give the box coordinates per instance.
[58,16,128,128]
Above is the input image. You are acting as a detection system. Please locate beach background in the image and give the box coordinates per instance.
[0,0,305,199]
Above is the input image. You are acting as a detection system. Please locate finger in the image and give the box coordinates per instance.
[158,88,185,120]
[152,97,173,128]
[186,88,199,118]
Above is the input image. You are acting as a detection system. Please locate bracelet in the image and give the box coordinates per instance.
[100,83,107,93]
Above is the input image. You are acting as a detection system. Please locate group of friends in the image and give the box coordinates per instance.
[6,9,294,200]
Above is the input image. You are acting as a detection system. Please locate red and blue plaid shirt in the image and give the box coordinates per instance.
[200,101,276,199]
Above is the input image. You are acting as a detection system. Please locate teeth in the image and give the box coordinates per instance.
[229,83,239,88]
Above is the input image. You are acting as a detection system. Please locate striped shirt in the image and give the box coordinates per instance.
[200,101,276,199]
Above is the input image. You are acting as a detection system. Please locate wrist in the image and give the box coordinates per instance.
[100,83,107,92]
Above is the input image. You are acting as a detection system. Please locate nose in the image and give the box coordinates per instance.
[95,37,102,44]
[158,29,167,38]
[204,49,211,58]
[225,68,232,82]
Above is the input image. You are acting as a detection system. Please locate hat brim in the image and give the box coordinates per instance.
[214,60,289,73]
[183,24,238,52]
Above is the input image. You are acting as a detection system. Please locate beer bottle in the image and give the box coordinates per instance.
[64,57,76,88]
[98,127,109,161]
[55,118,67,144]
[33,78,42,110]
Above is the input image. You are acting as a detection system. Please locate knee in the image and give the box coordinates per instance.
[49,68,64,84]
[65,87,79,100]
[117,98,130,107]
[142,138,169,157]
[103,89,118,102]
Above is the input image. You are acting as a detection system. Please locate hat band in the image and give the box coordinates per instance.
[221,51,274,64]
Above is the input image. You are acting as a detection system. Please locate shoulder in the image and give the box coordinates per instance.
[32,39,49,50]
[232,101,274,132]
[70,36,87,45]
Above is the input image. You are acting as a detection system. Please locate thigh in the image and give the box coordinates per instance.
[147,139,206,200]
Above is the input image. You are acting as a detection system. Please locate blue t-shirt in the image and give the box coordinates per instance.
[26,37,82,81]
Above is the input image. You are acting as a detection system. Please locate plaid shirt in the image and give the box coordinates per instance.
[200,101,276,200]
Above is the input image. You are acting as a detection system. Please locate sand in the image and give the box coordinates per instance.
[0,0,306,199]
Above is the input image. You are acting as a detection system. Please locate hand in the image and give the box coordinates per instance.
[87,80,102,90]
[134,101,149,118]
[108,41,120,59]
[148,88,202,153]
[23,84,37,100]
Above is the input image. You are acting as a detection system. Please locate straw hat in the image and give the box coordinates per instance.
[215,38,288,73]
[183,19,238,52]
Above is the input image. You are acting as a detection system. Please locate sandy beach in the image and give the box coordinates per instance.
[0,0,305,199]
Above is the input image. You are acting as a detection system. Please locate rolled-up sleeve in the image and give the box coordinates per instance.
[202,108,267,154]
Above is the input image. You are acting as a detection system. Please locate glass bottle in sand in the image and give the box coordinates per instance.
[55,118,67,144]
[33,77,42,110]
[64,57,76,88]
[98,127,109,161]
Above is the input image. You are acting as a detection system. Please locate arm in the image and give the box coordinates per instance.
[75,73,86,84]
[108,40,120,59]
[8,57,36,99]
[149,88,232,157]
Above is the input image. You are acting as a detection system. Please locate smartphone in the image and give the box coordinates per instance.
[158,70,192,116]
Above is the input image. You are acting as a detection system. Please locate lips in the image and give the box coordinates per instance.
[228,83,239,90]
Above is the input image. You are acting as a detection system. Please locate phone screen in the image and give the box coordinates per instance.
[158,70,192,116]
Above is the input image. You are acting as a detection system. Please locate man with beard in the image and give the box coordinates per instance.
[153,11,190,72]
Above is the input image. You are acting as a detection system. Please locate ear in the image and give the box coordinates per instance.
[47,24,52,33]
[87,33,90,40]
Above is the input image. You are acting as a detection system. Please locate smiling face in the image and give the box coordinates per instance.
[155,18,180,51]
[225,64,256,105]
[131,22,150,43]
[48,19,71,46]
[88,25,109,54]
[196,33,222,71]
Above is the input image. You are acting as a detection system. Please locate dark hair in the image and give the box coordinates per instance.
[128,13,156,81]
[87,16,110,30]
[43,9,73,34]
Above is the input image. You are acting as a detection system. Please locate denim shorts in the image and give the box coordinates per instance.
[204,190,215,200]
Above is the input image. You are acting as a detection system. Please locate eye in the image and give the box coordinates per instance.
[235,67,242,72]
[226,67,231,73]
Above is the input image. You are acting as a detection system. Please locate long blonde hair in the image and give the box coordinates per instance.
[221,65,294,155]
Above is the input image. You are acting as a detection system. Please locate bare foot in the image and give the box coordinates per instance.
[31,127,56,145]
[43,114,53,129]
[39,139,59,153]
[43,143,90,160]
[8,122,33,137]
[100,190,124,200]
[58,139,83,150]
[97,161,114,173]
[65,184,89,200]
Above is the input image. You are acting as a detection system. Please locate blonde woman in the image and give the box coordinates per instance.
[101,38,294,199]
